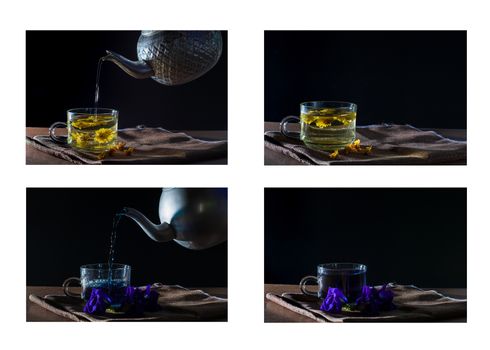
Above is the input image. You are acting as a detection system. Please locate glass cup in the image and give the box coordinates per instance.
[63,263,131,308]
[299,262,366,302]
[49,108,119,152]
[280,101,357,151]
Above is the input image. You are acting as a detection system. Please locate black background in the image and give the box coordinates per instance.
[265,188,466,288]
[265,31,466,129]
[26,188,227,287]
[26,31,228,130]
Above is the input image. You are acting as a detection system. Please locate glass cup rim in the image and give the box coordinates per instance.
[80,263,130,271]
[67,107,118,115]
[300,101,357,109]
[317,262,367,273]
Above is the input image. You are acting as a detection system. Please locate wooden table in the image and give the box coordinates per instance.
[264,121,467,165]
[27,286,227,321]
[26,127,228,165]
[264,284,467,322]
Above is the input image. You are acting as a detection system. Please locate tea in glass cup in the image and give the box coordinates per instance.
[299,262,367,302]
[63,263,131,309]
[281,101,357,151]
[49,108,118,152]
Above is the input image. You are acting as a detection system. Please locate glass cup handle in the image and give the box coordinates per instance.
[299,275,319,296]
[49,122,68,144]
[62,277,81,298]
[280,116,301,139]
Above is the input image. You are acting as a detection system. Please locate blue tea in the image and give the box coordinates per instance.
[82,278,129,308]
[318,270,366,302]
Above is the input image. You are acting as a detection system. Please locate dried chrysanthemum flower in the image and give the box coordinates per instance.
[70,131,92,146]
[344,139,372,155]
[315,118,330,128]
[97,151,108,160]
[94,128,116,144]
[114,141,126,151]
[124,147,135,156]
[329,149,339,159]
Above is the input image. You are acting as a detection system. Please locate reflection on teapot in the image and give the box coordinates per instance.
[122,188,227,250]
[104,31,223,85]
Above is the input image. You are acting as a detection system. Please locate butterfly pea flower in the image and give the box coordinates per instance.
[356,285,380,316]
[377,284,396,311]
[83,289,112,315]
[83,285,161,316]
[123,286,146,315]
[144,284,161,311]
[355,284,396,316]
[320,288,348,314]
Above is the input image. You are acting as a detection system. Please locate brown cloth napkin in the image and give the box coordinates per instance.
[265,124,466,165]
[26,127,227,164]
[266,284,466,322]
[28,283,227,322]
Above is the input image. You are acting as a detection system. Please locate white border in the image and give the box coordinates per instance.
[1,0,489,349]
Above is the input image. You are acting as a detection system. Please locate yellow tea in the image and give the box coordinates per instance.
[300,107,356,151]
[68,114,118,152]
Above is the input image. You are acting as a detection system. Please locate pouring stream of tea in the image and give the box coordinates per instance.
[94,56,108,109]
[107,209,126,285]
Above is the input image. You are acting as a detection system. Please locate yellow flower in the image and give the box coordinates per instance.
[301,114,316,125]
[94,128,116,144]
[315,118,331,128]
[124,147,135,156]
[329,149,339,159]
[71,115,113,129]
[70,131,91,147]
[344,139,372,155]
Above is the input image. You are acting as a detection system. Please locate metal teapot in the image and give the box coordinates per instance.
[104,31,223,85]
[122,188,227,250]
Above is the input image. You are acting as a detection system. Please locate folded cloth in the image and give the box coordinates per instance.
[266,284,466,322]
[265,123,466,165]
[28,283,227,322]
[26,127,227,164]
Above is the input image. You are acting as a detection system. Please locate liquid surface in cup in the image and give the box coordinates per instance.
[67,114,118,152]
[81,278,128,308]
[318,270,366,302]
[300,107,356,151]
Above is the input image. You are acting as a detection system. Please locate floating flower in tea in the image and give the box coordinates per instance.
[70,131,91,148]
[94,128,116,144]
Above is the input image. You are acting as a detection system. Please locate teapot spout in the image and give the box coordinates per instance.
[121,207,176,242]
[104,50,154,79]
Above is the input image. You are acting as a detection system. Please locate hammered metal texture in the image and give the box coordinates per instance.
[137,31,222,86]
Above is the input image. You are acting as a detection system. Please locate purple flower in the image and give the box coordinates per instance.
[320,287,348,313]
[377,284,396,311]
[123,286,146,315]
[355,285,380,316]
[122,285,161,315]
[83,285,161,316]
[144,284,161,311]
[355,284,396,316]
[83,289,112,315]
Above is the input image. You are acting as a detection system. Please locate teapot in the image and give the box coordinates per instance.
[104,31,223,85]
[122,188,227,250]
